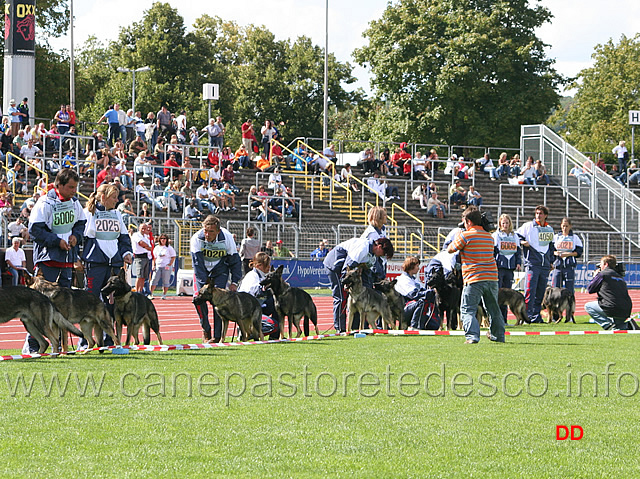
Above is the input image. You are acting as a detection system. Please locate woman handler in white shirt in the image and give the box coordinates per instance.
[238,252,281,339]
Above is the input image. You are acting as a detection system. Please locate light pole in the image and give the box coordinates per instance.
[323,0,329,150]
[117,66,151,114]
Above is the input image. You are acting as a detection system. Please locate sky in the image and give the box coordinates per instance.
[50,0,640,97]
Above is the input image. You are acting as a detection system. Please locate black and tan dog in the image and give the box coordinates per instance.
[426,267,461,330]
[477,288,529,326]
[0,286,84,353]
[541,286,576,323]
[373,278,406,329]
[260,265,319,338]
[193,280,264,342]
[26,274,119,349]
[101,269,164,345]
[342,266,395,331]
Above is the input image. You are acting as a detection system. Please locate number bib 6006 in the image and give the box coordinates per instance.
[95,210,121,240]
[52,202,76,235]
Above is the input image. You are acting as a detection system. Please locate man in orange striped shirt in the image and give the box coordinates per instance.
[447,208,505,343]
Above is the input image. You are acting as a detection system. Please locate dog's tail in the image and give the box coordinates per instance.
[566,293,577,323]
[51,309,84,338]
[146,307,163,345]
[306,301,319,336]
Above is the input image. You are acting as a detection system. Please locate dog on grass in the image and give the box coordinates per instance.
[25,274,119,349]
[101,269,164,345]
[0,286,84,353]
[373,278,406,329]
[260,265,319,338]
[541,286,576,324]
[192,280,264,342]
[477,288,529,326]
[426,267,461,330]
[342,266,395,331]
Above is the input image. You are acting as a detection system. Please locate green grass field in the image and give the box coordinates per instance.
[1,318,639,478]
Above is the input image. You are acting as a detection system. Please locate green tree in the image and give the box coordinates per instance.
[564,34,640,154]
[354,0,562,147]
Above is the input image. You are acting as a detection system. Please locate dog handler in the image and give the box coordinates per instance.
[323,237,394,333]
[585,255,632,330]
[516,205,554,323]
[80,183,133,348]
[447,207,504,343]
[25,169,86,353]
[551,217,583,294]
[191,215,242,343]
[493,213,521,323]
[395,256,439,330]
[238,252,281,339]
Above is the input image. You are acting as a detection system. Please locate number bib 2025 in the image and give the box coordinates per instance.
[52,201,76,235]
[95,210,121,241]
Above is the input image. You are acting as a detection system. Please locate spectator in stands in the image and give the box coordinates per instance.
[117,198,136,227]
[145,112,158,149]
[235,145,252,169]
[274,239,294,258]
[149,234,176,300]
[221,164,238,189]
[311,153,332,176]
[0,117,9,134]
[444,153,459,176]
[257,198,281,223]
[219,182,237,211]
[476,153,493,174]
[412,151,431,180]
[412,182,429,209]
[5,236,27,285]
[490,152,509,180]
[184,198,204,221]
[96,162,118,188]
[195,181,216,214]
[180,179,195,203]
[133,150,152,178]
[378,148,391,176]
[522,156,538,190]
[255,152,271,171]
[358,148,375,175]
[17,98,29,128]
[551,217,583,296]
[339,163,359,192]
[426,192,446,218]
[12,129,26,155]
[8,215,28,242]
[516,205,554,323]
[387,147,402,176]
[596,157,607,172]
[585,255,632,330]
[207,182,226,212]
[247,186,262,210]
[260,120,276,156]
[310,240,329,260]
[7,162,29,194]
[493,213,521,323]
[239,227,262,275]
[136,178,165,211]
[613,140,628,175]
[20,138,42,164]
[466,185,483,208]
[164,152,182,182]
[509,154,521,177]
[129,135,147,157]
[8,99,24,136]
[97,104,120,147]
[241,119,255,153]
[268,167,285,193]
[157,105,173,138]
[449,179,466,209]
[165,180,185,211]
[570,164,592,186]
[535,159,550,186]
[151,177,178,212]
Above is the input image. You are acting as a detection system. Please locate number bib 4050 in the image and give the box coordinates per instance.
[537,226,554,247]
[52,201,76,235]
[95,210,121,240]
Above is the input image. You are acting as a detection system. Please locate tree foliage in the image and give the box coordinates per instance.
[72,2,360,145]
[354,0,562,147]
[563,34,640,153]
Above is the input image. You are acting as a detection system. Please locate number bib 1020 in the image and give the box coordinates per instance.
[52,201,76,235]
[95,210,121,240]
[202,243,227,261]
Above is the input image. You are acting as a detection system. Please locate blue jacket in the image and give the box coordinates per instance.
[493,230,522,270]
[552,232,583,269]
[29,188,86,265]
[82,203,133,266]
[190,227,242,286]
[516,220,555,268]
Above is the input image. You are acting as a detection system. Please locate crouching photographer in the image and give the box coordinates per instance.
[585,255,632,330]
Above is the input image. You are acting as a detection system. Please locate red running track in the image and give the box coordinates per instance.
[2,292,640,351]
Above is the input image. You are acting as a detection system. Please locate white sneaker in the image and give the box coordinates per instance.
[161,294,166,300]
[528,187,534,191]
[148,294,154,300]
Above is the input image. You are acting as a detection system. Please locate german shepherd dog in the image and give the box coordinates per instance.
[260,265,320,338]
[541,286,576,323]
[0,286,84,353]
[477,288,529,326]
[192,280,264,342]
[101,270,164,345]
[426,268,461,330]
[373,278,406,329]
[25,274,119,349]
[342,266,395,331]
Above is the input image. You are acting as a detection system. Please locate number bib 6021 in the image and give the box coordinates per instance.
[52,202,76,235]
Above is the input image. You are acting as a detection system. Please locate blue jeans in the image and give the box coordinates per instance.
[328,269,346,332]
[8,267,20,286]
[585,301,627,330]
[551,267,576,294]
[460,280,505,342]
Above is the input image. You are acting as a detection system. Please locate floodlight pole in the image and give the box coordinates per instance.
[117,66,151,113]
[323,0,329,151]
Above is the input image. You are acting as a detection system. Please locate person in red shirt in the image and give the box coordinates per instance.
[207,148,220,168]
[163,152,182,179]
[241,119,255,153]
[222,164,235,185]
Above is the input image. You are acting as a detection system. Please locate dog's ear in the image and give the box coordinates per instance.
[276,265,284,274]
[36,269,45,278]
[118,268,126,282]
[390,279,397,286]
